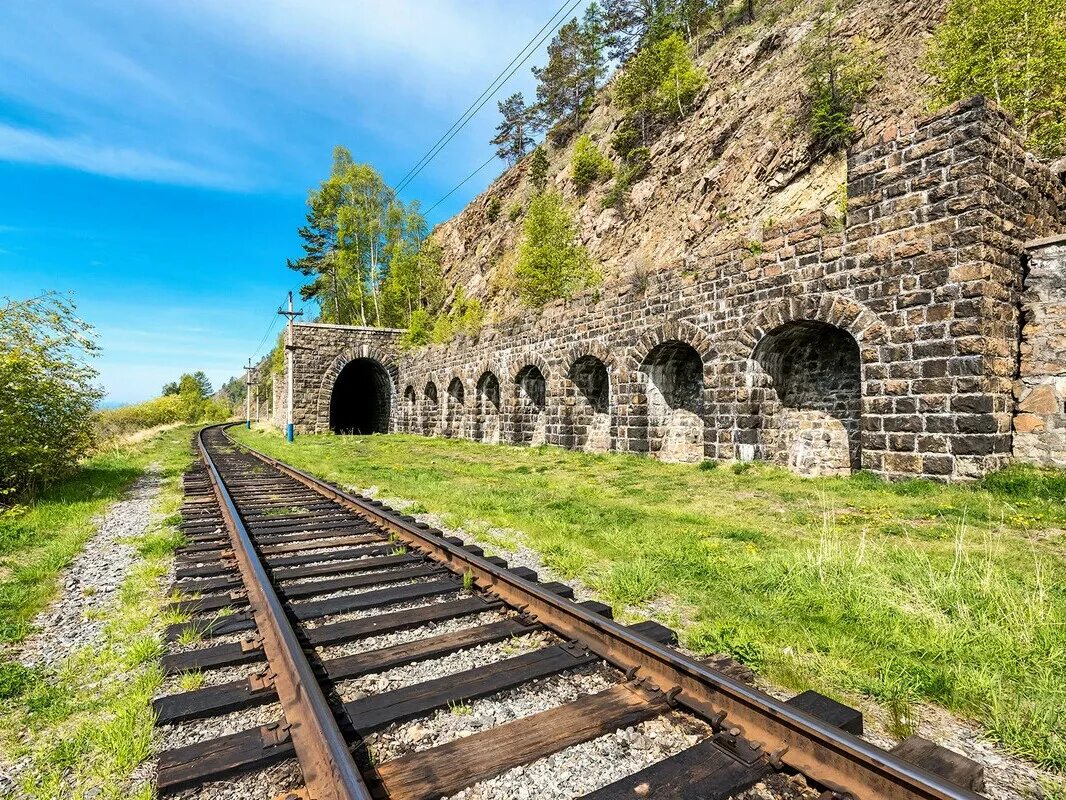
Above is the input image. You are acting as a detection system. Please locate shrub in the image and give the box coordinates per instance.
[0,294,102,501]
[571,135,613,192]
[95,379,231,442]
[429,289,485,344]
[514,192,599,307]
[602,141,651,211]
[614,32,705,139]
[507,201,524,222]
[485,196,502,222]
[924,0,1066,157]
[400,308,434,348]
[529,146,549,193]
[801,24,879,151]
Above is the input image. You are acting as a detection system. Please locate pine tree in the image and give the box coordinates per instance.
[601,0,664,60]
[532,16,606,133]
[490,92,534,165]
[529,146,550,193]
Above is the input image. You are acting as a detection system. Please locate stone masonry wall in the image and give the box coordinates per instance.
[286,99,1066,481]
[1014,235,1066,465]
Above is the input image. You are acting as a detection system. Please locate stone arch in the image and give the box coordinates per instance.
[423,380,441,436]
[325,356,396,435]
[640,341,707,462]
[629,319,715,371]
[402,384,417,433]
[474,371,502,444]
[735,294,887,360]
[512,364,548,445]
[563,346,614,452]
[628,320,714,463]
[445,376,467,439]
[751,321,863,475]
[316,347,399,434]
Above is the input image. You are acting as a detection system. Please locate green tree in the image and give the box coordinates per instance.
[161,381,179,396]
[532,14,606,134]
[0,293,102,501]
[601,0,666,60]
[289,147,441,328]
[514,192,598,306]
[529,146,550,193]
[491,92,534,165]
[924,0,1066,156]
[615,32,705,142]
[571,135,614,192]
[800,17,879,152]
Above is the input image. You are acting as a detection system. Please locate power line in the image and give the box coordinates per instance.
[393,0,574,194]
[394,0,584,197]
[425,153,499,215]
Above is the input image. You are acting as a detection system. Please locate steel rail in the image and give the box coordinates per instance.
[221,423,986,800]
[196,426,372,800]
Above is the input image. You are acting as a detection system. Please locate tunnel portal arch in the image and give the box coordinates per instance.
[328,357,393,434]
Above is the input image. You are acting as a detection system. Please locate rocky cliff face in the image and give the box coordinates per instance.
[431,0,948,319]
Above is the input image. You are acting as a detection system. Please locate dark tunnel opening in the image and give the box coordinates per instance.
[329,358,392,434]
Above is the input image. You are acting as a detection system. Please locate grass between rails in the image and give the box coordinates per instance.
[234,427,1066,778]
[0,426,195,798]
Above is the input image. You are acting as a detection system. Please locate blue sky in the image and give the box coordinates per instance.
[0,1,580,404]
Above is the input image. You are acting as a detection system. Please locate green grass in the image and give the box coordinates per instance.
[0,426,195,798]
[233,427,1066,775]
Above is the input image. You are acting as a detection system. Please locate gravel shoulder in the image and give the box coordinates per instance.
[14,469,163,668]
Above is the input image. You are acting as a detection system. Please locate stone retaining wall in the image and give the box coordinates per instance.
[285,98,1066,481]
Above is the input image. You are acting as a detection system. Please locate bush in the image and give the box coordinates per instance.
[95,383,230,442]
[400,308,434,348]
[529,146,549,193]
[429,289,485,344]
[924,0,1066,157]
[602,146,651,211]
[571,135,613,192]
[0,294,102,502]
[485,196,502,223]
[514,192,599,307]
[801,25,879,151]
[615,32,705,137]
[507,202,524,222]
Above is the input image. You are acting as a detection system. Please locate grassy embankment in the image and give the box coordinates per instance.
[0,427,195,798]
[234,426,1066,780]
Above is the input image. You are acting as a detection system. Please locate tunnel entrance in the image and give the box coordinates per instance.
[328,358,392,434]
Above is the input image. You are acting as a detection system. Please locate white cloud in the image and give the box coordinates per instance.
[0,123,240,188]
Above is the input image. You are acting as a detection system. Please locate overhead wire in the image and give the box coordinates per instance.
[425,153,499,215]
[258,3,586,361]
[394,0,585,197]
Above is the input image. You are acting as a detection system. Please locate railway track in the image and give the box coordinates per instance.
[153,424,987,800]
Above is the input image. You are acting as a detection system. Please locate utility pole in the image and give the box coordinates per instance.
[244,358,253,429]
[278,291,304,442]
